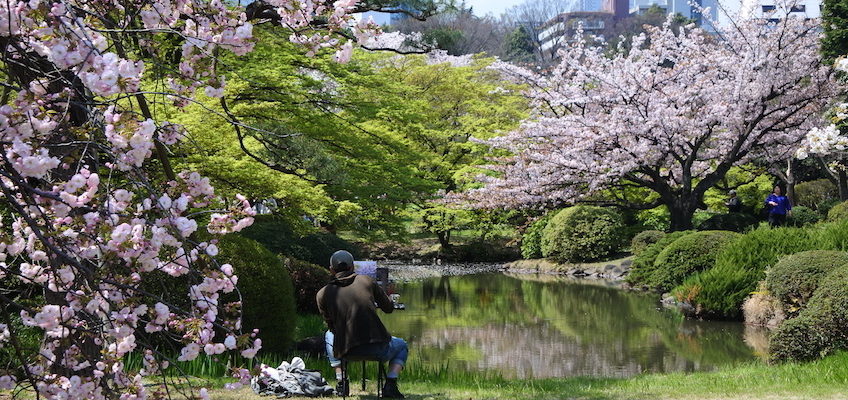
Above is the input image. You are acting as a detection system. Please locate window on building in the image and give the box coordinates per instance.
[762,5,776,12]
[789,4,805,12]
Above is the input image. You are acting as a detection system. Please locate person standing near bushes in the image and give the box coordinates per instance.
[726,190,742,213]
[765,186,792,227]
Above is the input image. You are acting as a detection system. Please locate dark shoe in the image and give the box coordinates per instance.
[335,378,349,396]
[381,378,404,399]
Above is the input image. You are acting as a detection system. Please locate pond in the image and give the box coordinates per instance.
[381,272,765,379]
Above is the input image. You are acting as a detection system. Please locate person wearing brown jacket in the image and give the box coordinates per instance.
[317,250,408,398]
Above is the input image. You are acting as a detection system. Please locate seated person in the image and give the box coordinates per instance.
[317,250,408,398]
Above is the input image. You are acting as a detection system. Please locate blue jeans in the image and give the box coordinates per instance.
[325,330,408,368]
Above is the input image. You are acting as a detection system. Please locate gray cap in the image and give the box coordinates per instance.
[330,250,355,271]
[729,190,737,195]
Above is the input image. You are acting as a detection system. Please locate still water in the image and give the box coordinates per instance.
[381,273,764,379]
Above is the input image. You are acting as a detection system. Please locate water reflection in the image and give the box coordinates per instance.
[382,273,760,379]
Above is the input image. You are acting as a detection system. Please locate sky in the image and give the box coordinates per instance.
[465,0,526,16]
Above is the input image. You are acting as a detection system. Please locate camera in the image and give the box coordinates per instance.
[355,262,406,311]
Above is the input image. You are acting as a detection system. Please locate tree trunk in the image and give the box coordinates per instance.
[840,170,848,201]
[786,159,798,206]
[436,231,452,249]
[667,198,697,231]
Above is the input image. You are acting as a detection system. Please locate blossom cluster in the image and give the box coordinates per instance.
[461,17,837,209]
[0,0,373,399]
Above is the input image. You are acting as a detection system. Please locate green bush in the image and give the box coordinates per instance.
[217,235,296,353]
[631,230,665,256]
[240,214,311,260]
[819,199,843,218]
[828,201,848,222]
[295,232,361,268]
[540,206,625,263]
[673,226,819,319]
[788,206,822,227]
[626,230,692,288]
[648,231,739,292]
[766,250,848,313]
[696,213,758,232]
[770,267,848,362]
[286,258,332,314]
[796,179,838,211]
[521,214,552,259]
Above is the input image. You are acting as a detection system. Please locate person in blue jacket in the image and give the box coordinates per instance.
[765,186,792,227]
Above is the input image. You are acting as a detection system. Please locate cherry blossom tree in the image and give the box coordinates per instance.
[0,0,378,398]
[466,17,839,230]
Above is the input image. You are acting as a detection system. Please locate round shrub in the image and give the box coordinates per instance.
[673,226,819,319]
[626,230,692,288]
[521,214,553,259]
[540,206,625,263]
[766,250,848,313]
[770,267,848,362]
[696,213,758,232]
[795,179,838,210]
[648,230,739,292]
[631,230,665,256]
[788,206,821,227]
[285,258,332,314]
[217,235,296,353]
[827,201,848,222]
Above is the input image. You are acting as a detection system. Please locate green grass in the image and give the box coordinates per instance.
[180,351,848,400]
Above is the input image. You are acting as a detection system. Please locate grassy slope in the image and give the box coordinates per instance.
[201,351,848,400]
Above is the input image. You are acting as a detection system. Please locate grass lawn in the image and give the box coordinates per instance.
[197,351,848,400]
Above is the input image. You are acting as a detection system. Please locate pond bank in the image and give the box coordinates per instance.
[380,255,634,283]
[504,255,633,282]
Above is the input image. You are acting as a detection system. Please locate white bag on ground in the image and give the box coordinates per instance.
[251,357,334,397]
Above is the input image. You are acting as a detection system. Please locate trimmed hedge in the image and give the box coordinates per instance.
[521,214,552,259]
[217,235,296,353]
[827,201,848,222]
[770,267,848,362]
[673,226,819,319]
[540,206,625,263]
[648,231,739,292]
[630,230,665,256]
[626,230,692,288]
[766,250,848,313]
[795,179,838,211]
[696,213,758,232]
[286,258,332,314]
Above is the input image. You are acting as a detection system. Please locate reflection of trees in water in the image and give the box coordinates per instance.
[418,324,705,378]
[384,273,757,378]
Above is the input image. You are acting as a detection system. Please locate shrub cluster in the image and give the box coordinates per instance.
[673,226,818,319]
[286,258,332,314]
[521,214,553,259]
[788,206,821,227]
[795,179,838,211]
[770,268,848,362]
[765,250,848,314]
[217,234,297,353]
[630,230,665,256]
[648,231,739,292]
[626,230,692,288]
[540,206,625,263]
